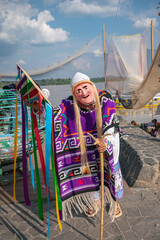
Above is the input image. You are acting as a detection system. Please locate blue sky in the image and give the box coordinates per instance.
[0,0,159,80]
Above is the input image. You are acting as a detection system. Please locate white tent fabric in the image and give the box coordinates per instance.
[106,34,148,95]
[132,44,160,109]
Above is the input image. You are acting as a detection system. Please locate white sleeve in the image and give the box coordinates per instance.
[103,127,120,164]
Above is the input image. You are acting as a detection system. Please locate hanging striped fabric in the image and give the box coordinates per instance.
[15,64,62,236]
[16,75,39,103]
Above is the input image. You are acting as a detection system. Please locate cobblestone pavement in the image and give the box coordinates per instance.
[0,186,160,240]
[119,117,160,187]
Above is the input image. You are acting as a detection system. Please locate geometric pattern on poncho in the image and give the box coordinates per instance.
[53,90,123,202]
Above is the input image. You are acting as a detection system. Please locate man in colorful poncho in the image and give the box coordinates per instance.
[53,72,123,220]
[31,72,123,220]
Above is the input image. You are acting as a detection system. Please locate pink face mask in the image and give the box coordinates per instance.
[74,83,95,106]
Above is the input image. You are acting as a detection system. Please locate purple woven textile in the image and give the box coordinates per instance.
[54,90,123,204]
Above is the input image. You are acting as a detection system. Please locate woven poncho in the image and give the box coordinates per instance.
[53,90,123,220]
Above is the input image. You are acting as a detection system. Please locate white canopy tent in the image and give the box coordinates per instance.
[106,34,148,96]
[106,33,160,109]
[132,44,160,109]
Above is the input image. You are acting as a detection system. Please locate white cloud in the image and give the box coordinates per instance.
[0,32,9,41]
[93,49,103,57]
[27,10,69,44]
[72,57,90,70]
[58,0,119,16]
[0,0,69,44]
[17,59,27,65]
[58,0,158,31]
[133,17,158,28]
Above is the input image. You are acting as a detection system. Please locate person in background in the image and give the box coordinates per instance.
[146,126,154,136]
[155,128,160,140]
[131,119,160,137]
[131,120,140,127]
[28,72,123,220]
[131,120,149,132]
[146,119,159,137]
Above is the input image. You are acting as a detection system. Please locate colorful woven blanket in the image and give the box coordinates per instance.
[54,90,123,220]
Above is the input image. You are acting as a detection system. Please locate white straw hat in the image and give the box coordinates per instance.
[42,88,50,98]
[71,72,91,91]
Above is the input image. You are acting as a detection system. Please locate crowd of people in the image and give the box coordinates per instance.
[131,118,160,139]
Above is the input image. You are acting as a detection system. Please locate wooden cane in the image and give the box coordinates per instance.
[87,132,111,240]
[99,151,104,240]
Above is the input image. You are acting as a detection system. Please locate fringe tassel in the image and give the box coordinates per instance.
[104,186,116,222]
[62,187,115,221]
[62,191,95,220]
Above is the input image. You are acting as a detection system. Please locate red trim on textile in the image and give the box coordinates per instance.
[38,92,43,122]
[24,88,38,100]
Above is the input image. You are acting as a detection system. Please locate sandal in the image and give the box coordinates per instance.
[85,208,98,218]
[114,202,122,218]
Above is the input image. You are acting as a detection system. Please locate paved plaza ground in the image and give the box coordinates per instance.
[0,184,160,240]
